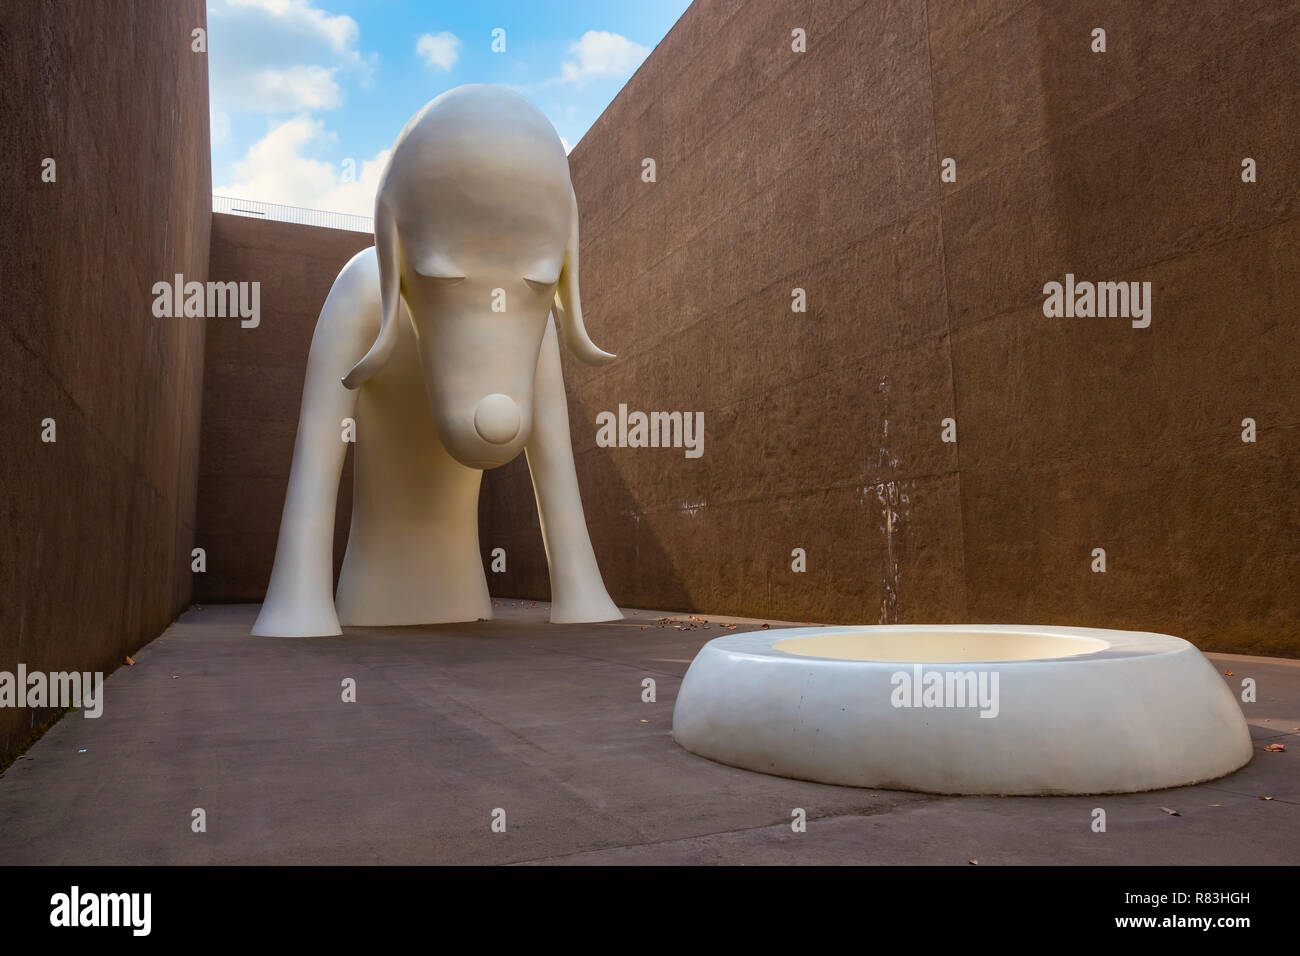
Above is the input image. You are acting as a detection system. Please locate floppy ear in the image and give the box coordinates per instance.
[554,186,616,366]
[342,194,401,389]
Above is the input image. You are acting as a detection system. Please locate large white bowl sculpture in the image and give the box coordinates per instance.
[671,625,1253,795]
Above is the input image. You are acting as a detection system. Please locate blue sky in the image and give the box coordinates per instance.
[207,0,692,214]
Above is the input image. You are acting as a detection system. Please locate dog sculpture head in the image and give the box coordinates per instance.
[340,84,614,469]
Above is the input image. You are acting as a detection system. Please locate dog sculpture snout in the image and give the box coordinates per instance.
[474,393,521,445]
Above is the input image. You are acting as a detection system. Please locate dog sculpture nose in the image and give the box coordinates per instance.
[473,393,521,445]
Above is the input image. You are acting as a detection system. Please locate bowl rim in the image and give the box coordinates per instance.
[704,623,1193,665]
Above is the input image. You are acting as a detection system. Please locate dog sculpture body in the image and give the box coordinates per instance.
[252,85,620,637]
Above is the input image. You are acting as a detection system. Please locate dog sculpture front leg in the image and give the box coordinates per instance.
[526,315,621,623]
[252,252,377,637]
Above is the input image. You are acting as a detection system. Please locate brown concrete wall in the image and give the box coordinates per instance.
[195,214,372,602]
[481,0,1300,657]
[0,0,212,759]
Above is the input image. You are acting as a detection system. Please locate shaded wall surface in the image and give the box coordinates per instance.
[481,0,1300,656]
[195,214,372,602]
[0,0,211,759]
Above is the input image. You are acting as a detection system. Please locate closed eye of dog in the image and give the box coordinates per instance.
[412,252,466,284]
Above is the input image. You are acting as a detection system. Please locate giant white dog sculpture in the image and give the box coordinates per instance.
[253,86,621,637]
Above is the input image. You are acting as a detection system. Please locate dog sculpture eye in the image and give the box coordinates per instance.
[412,251,466,284]
[523,275,558,293]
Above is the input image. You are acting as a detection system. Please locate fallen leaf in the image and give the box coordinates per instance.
[1160,807,1180,816]
[1225,670,1234,676]
[124,656,135,666]
[1260,796,1274,801]
[760,623,771,629]
[968,859,978,865]
[1207,804,1222,807]
[1264,743,1286,752]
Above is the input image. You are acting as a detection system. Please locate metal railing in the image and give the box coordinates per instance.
[213,195,374,234]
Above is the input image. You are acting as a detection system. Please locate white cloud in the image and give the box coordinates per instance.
[416,31,461,71]
[208,0,375,115]
[226,65,342,113]
[219,0,360,58]
[215,115,390,216]
[558,31,649,85]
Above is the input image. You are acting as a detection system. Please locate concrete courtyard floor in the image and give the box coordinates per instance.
[1,602,1296,865]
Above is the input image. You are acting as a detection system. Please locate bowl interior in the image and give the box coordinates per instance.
[772,630,1111,663]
